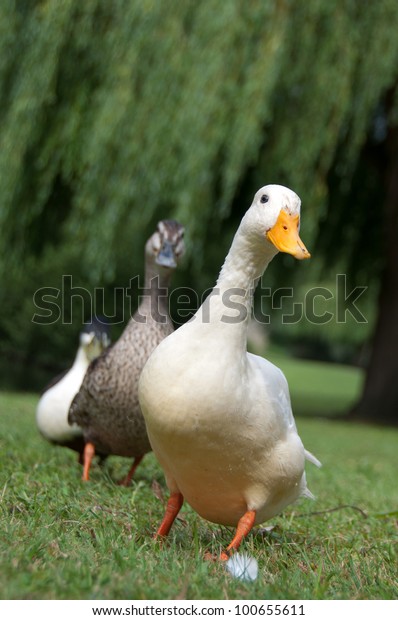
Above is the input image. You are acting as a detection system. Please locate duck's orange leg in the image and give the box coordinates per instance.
[220,510,256,561]
[118,455,144,487]
[155,492,184,538]
[82,442,95,481]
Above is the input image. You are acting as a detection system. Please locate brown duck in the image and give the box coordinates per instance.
[68,220,185,484]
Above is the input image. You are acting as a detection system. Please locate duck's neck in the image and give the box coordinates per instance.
[217,227,276,291]
[197,223,277,346]
[133,261,173,324]
[72,345,90,371]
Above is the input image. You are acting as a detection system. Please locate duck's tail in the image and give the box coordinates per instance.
[299,449,321,502]
[304,449,322,468]
[301,487,316,501]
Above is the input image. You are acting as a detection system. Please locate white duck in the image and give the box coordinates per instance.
[138,184,320,560]
[36,319,110,460]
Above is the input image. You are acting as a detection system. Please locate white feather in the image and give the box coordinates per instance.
[225,553,258,581]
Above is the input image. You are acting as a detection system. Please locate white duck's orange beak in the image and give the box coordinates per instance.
[266,211,311,260]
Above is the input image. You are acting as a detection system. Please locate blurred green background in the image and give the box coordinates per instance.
[1,0,398,424]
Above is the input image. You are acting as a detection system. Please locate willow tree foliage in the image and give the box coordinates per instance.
[2,0,398,276]
[1,0,398,418]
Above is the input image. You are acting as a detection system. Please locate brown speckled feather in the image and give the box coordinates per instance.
[69,313,173,457]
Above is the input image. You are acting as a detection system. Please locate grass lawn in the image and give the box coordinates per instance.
[0,357,397,600]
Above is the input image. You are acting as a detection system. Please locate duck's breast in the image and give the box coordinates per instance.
[36,368,84,442]
[139,330,306,526]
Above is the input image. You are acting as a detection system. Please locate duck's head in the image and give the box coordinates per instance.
[79,317,111,361]
[246,184,310,260]
[146,220,185,270]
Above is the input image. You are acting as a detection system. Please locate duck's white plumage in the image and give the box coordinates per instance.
[36,330,108,445]
[139,184,320,537]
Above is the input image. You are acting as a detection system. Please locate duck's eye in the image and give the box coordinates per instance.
[260,194,269,204]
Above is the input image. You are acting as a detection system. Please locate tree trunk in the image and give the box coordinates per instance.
[350,124,398,424]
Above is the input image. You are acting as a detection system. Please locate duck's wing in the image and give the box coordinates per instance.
[247,352,321,468]
[67,346,113,427]
[247,352,296,428]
